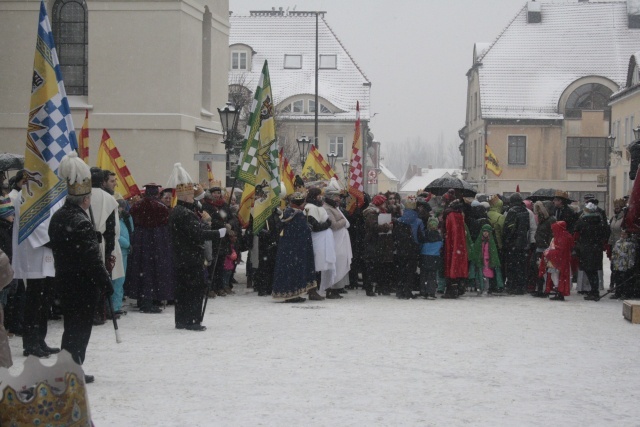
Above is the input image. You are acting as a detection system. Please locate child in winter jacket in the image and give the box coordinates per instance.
[222,231,239,292]
[610,230,636,299]
[470,223,503,296]
[419,217,443,299]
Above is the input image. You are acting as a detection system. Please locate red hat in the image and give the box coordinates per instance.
[372,195,387,207]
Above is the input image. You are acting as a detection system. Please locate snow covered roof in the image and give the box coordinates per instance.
[379,163,399,182]
[477,1,640,120]
[229,12,370,121]
[399,168,460,193]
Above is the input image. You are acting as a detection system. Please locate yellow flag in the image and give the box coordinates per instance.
[485,144,502,177]
[301,145,337,181]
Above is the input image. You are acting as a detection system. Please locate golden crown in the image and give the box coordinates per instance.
[67,177,92,196]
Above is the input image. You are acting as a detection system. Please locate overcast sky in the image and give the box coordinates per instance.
[230,0,527,154]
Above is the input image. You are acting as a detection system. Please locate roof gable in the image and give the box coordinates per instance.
[229,13,370,121]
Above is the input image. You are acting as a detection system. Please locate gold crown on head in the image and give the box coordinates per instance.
[67,177,92,196]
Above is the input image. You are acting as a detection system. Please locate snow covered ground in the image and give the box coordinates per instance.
[5,259,640,426]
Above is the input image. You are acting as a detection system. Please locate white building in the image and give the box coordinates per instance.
[0,0,230,187]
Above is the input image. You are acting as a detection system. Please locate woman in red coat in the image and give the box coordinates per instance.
[540,221,574,300]
[443,200,468,298]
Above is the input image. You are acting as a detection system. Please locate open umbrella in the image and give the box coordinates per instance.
[0,153,24,172]
[525,188,558,202]
[424,176,477,197]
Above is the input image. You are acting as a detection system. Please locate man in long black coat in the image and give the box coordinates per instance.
[49,152,111,383]
[169,194,227,331]
[503,193,531,295]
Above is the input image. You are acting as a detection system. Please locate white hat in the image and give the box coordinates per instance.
[166,163,194,200]
[325,177,342,196]
[58,151,92,196]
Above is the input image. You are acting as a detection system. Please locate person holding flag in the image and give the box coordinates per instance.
[14,0,78,359]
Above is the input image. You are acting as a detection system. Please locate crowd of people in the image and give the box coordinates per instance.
[0,158,638,380]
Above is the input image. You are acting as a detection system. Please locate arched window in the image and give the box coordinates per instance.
[565,83,612,119]
[53,0,88,96]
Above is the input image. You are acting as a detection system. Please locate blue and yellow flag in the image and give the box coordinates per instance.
[236,61,280,233]
[19,1,77,243]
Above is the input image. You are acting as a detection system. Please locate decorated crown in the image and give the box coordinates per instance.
[0,351,92,426]
[58,152,92,196]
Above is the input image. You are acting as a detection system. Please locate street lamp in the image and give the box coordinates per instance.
[217,102,240,146]
[327,152,337,170]
[296,135,312,166]
[341,160,350,182]
[606,134,616,214]
[634,126,640,141]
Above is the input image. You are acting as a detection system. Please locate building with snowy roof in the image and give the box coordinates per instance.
[228,9,371,184]
[398,165,461,196]
[461,0,640,211]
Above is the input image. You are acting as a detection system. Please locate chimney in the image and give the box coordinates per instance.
[629,0,640,28]
[527,1,541,24]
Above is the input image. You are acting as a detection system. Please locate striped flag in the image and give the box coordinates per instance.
[78,109,89,163]
[346,102,365,214]
[206,163,215,188]
[301,145,337,181]
[279,148,295,195]
[19,0,77,244]
[96,129,141,199]
[236,61,280,233]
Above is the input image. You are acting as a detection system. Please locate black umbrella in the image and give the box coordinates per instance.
[525,188,559,202]
[424,176,477,197]
[0,153,24,172]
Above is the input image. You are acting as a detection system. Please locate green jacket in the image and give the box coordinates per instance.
[487,199,505,250]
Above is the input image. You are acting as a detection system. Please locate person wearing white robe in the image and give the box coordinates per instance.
[305,188,335,299]
[322,182,352,299]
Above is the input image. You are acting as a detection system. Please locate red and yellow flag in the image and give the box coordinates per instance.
[78,109,89,163]
[347,102,365,214]
[96,129,141,199]
[301,145,337,181]
[279,148,295,195]
[206,163,215,188]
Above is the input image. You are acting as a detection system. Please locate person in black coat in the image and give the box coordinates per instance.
[503,193,531,294]
[48,153,111,382]
[574,202,611,300]
[254,208,282,296]
[167,167,228,331]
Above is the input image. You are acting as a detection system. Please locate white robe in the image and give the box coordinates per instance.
[325,205,352,289]
[305,203,336,291]
[12,193,61,279]
[90,188,125,280]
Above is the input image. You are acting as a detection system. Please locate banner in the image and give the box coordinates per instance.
[78,109,89,163]
[301,145,337,182]
[96,129,141,199]
[235,61,280,232]
[485,143,503,177]
[346,102,365,214]
[279,148,295,196]
[19,0,77,243]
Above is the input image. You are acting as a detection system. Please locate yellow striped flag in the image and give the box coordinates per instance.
[96,129,141,199]
[237,184,255,229]
[301,145,337,181]
[485,144,503,177]
[78,109,89,163]
[206,163,215,188]
[279,148,295,195]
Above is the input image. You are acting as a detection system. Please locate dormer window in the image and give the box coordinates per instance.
[231,51,247,70]
[284,54,302,69]
[319,55,337,69]
[309,100,332,114]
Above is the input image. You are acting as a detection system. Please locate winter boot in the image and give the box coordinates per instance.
[308,287,325,301]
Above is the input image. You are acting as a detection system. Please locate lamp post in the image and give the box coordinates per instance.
[606,134,616,215]
[327,152,337,171]
[217,102,241,199]
[296,135,312,168]
[342,160,350,187]
[629,126,640,180]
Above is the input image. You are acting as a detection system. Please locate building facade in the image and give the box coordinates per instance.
[461,0,640,211]
[228,9,371,186]
[0,0,230,187]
